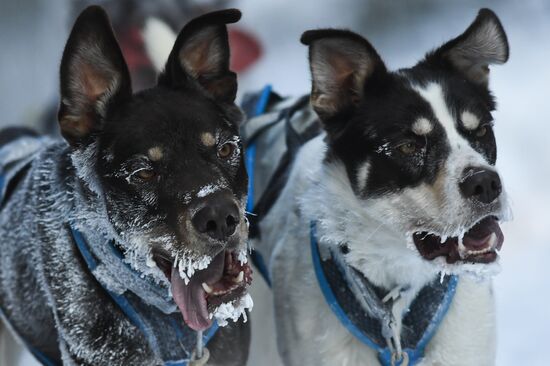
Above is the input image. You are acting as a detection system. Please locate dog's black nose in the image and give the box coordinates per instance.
[192,200,240,241]
[459,167,502,204]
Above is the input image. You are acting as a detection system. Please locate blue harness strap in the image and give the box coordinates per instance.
[310,221,458,366]
[70,226,218,366]
[244,85,274,287]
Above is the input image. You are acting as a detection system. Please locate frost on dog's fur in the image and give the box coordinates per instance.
[71,139,252,329]
[211,293,253,327]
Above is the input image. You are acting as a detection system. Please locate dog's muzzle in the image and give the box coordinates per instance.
[412,166,506,265]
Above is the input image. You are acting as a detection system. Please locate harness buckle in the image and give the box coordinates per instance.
[391,350,409,366]
[189,347,210,366]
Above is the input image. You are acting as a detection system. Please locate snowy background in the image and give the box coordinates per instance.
[1,0,549,365]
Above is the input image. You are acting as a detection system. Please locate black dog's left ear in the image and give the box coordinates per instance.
[58,6,132,147]
[429,8,509,86]
[158,9,241,103]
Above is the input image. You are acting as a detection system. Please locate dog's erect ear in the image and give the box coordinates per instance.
[58,6,131,147]
[158,9,241,103]
[301,29,386,124]
[429,9,509,86]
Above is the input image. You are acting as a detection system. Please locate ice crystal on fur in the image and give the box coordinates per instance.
[211,293,253,327]
[237,249,248,265]
[375,142,392,157]
[71,141,103,195]
[197,183,221,198]
[177,253,212,285]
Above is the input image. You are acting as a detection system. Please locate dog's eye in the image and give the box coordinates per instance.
[475,125,488,138]
[136,169,156,181]
[218,142,236,159]
[399,142,417,155]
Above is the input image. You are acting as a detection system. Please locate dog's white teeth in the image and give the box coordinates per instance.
[233,271,244,283]
[487,233,497,248]
[202,282,213,294]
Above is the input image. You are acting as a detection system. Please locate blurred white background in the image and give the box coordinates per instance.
[1,0,548,365]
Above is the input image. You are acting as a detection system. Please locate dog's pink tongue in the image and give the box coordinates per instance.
[171,267,211,331]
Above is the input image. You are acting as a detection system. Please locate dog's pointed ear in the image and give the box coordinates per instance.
[428,9,509,86]
[58,6,131,147]
[158,9,241,103]
[301,29,386,126]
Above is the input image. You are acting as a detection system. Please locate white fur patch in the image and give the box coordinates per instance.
[200,132,216,147]
[461,110,480,130]
[147,146,163,161]
[414,83,462,148]
[355,160,370,192]
[197,184,221,198]
[412,117,433,135]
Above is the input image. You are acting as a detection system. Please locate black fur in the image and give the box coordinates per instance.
[302,8,506,197]
[0,6,249,366]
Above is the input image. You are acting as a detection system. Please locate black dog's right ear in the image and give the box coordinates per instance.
[158,9,241,103]
[58,6,131,147]
[301,29,386,126]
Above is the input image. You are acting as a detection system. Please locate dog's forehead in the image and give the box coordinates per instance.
[406,77,492,145]
[105,89,236,159]
[335,69,498,197]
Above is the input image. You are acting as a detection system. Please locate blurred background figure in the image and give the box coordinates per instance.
[0,0,548,365]
[0,0,262,135]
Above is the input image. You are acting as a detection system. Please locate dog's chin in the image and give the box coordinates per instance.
[412,216,504,266]
[153,248,252,331]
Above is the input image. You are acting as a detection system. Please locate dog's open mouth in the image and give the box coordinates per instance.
[412,216,504,264]
[153,250,252,331]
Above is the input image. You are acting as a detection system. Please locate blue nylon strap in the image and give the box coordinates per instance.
[70,226,219,366]
[0,175,5,198]
[310,222,383,353]
[245,143,256,214]
[244,85,273,287]
[310,221,458,366]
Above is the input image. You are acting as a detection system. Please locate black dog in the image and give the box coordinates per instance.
[0,6,252,366]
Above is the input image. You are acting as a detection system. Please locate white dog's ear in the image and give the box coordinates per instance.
[301,29,386,127]
[58,6,132,146]
[158,9,241,103]
[428,8,509,86]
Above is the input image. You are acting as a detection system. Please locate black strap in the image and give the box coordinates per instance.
[248,96,320,239]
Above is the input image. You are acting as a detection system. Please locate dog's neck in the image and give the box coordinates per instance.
[300,156,438,292]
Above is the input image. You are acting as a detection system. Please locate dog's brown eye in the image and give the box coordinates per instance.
[399,143,417,155]
[136,169,156,181]
[475,125,488,137]
[218,143,235,159]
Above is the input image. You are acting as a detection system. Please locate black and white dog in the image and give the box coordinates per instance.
[0,6,253,366]
[248,9,510,366]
